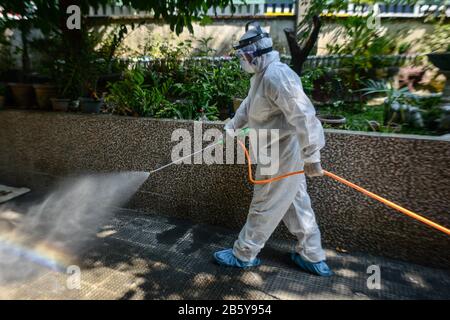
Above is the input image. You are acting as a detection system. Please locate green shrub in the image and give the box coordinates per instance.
[422,23,450,53]
[0,83,6,96]
[106,69,154,117]
[326,14,402,89]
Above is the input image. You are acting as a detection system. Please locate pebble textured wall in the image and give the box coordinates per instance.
[0,110,449,269]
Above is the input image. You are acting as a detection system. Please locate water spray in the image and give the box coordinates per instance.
[0,172,149,281]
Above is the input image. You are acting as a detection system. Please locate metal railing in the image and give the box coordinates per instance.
[87,1,295,18]
[117,53,421,70]
[2,1,448,21]
[300,54,421,70]
[322,2,450,18]
[86,1,450,19]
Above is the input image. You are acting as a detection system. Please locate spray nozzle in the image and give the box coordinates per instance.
[218,127,250,145]
[238,127,250,137]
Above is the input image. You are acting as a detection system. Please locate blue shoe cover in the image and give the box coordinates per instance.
[214,248,261,268]
[291,252,333,277]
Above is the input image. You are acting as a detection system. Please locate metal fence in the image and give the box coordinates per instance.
[2,1,448,20]
[323,2,450,18]
[87,1,450,18]
[87,1,295,17]
[301,54,421,70]
[118,53,421,71]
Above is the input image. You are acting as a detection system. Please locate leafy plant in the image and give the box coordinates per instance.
[422,23,450,53]
[177,57,250,119]
[360,80,411,125]
[0,1,235,36]
[106,67,153,116]
[301,68,325,94]
[292,1,391,62]
[195,36,217,57]
[326,12,406,93]
[105,65,220,120]
[64,30,108,100]
[361,80,410,103]
[397,42,412,55]
[209,58,251,106]
[0,0,235,83]
[295,0,349,45]
[96,24,131,73]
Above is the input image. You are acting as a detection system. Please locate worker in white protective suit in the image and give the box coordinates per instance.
[213,22,332,276]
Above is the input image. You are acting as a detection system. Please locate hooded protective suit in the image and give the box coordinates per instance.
[222,28,328,267]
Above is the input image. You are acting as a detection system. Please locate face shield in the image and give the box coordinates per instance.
[233,21,273,73]
[235,46,274,64]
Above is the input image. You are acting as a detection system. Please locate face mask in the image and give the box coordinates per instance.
[240,58,256,73]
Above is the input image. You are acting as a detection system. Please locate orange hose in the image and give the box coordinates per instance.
[238,140,304,184]
[237,140,450,236]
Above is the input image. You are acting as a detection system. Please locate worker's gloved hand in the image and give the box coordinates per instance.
[224,120,235,137]
[225,128,236,137]
[304,162,324,177]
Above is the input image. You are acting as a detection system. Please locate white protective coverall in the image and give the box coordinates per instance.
[226,39,327,264]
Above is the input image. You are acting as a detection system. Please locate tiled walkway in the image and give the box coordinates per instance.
[1,207,449,300]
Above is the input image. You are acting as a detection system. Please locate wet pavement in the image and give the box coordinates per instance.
[0,204,449,300]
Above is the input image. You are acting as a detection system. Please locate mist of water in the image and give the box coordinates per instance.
[0,171,149,285]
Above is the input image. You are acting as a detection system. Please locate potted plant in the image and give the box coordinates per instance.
[79,63,104,114]
[31,58,58,110]
[361,80,411,126]
[8,79,35,109]
[79,90,103,114]
[50,74,72,112]
[77,26,131,114]
[316,114,347,127]
[69,29,111,114]
[29,33,74,111]
[32,83,58,110]
[316,100,347,128]
[50,97,70,112]
[50,71,71,112]
[49,57,79,112]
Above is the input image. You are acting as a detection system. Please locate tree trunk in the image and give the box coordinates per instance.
[284,15,321,76]
[20,24,30,79]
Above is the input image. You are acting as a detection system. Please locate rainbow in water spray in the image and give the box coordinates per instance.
[0,234,72,273]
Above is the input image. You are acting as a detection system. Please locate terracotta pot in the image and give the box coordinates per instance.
[33,84,58,110]
[8,83,35,108]
[50,98,70,112]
